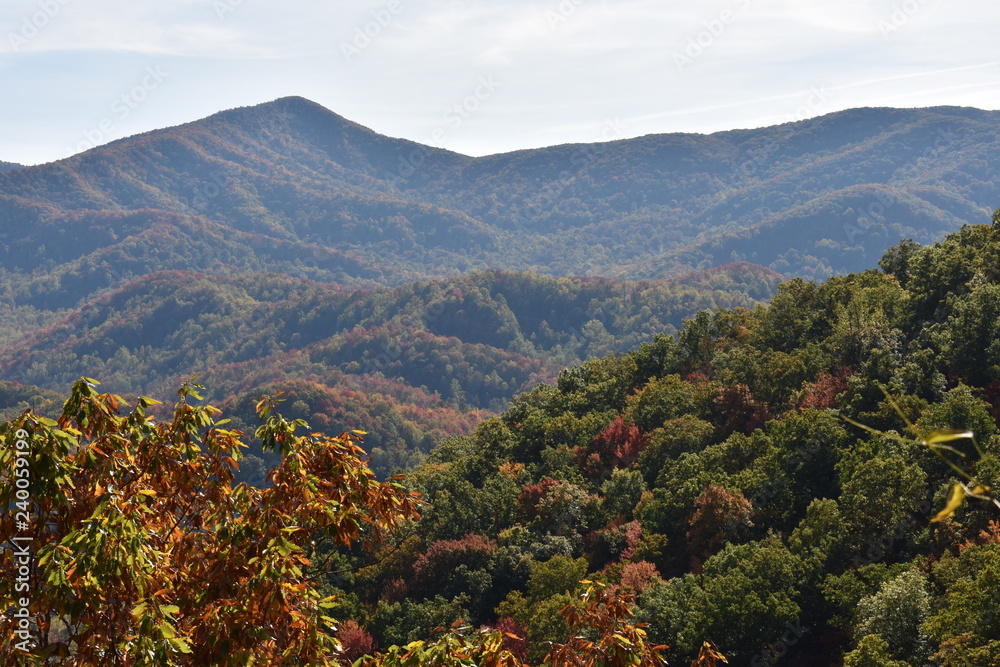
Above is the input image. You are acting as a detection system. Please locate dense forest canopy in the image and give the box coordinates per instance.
[3,214,1000,665]
[2,97,997,484]
[0,265,781,479]
[310,215,1000,665]
[3,96,1000,664]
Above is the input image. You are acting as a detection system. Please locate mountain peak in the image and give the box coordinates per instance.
[194,95,356,131]
[236,95,347,119]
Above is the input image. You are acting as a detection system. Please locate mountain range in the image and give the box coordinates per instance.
[1,96,997,473]
[1,97,997,312]
[7,96,1000,664]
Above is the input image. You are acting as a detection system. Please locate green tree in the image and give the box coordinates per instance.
[842,634,912,667]
[853,569,931,664]
[638,538,802,661]
[836,453,927,560]
[922,542,1000,665]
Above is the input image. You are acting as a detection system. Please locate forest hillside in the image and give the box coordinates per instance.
[314,214,1000,665]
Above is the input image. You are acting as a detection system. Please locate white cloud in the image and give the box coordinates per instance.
[1,0,999,164]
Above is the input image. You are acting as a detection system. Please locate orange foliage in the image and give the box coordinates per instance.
[0,379,421,665]
[620,561,662,594]
[687,485,754,573]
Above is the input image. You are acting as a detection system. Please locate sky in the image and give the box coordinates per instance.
[1,0,998,166]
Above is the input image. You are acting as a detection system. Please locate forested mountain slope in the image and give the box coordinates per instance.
[2,100,994,441]
[0,98,997,316]
[0,263,781,477]
[320,213,1000,665]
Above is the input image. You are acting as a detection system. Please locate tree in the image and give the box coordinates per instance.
[600,468,646,521]
[336,620,376,663]
[357,585,676,667]
[619,561,661,594]
[686,485,753,572]
[842,635,911,667]
[543,583,669,667]
[836,453,927,559]
[581,416,650,476]
[0,378,421,665]
[922,542,1000,664]
[853,569,931,664]
[878,238,921,287]
[623,374,696,432]
[356,622,523,667]
[637,538,802,662]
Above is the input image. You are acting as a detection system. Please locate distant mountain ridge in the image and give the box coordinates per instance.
[0,263,782,401]
[0,263,782,477]
[1,97,997,314]
[0,160,22,172]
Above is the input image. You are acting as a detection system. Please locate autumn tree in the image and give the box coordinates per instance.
[0,378,421,665]
[543,582,668,667]
[686,485,753,572]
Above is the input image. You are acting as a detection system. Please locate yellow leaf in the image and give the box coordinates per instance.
[932,483,965,522]
[169,637,193,654]
[925,429,974,445]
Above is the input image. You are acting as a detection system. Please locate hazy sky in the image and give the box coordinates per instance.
[2,0,998,166]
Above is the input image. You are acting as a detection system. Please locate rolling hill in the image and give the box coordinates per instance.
[0,263,782,476]
[0,98,997,316]
[2,97,997,474]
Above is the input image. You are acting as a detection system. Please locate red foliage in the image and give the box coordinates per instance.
[337,620,376,663]
[682,370,710,385]
[517,478,560,522]
[578,451,604,479]
[800,366,853,410]
[620,520,643,561]
[580,416,650,474]
[687,484,754,573]
[585,519,643,569]
[713,384,770,436]
[413,534,497,594]
[493,616,528,663]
